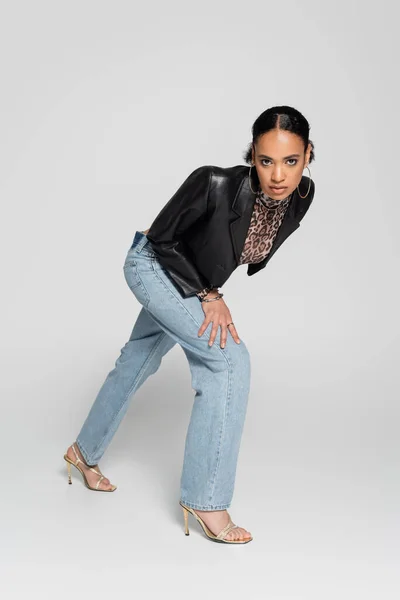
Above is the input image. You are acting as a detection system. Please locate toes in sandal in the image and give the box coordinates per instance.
[179,501,253,544]
[63,443,117,492]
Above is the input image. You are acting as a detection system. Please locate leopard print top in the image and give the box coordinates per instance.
[238,189,292,265]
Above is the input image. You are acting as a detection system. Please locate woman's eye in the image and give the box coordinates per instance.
[260,159,297,166]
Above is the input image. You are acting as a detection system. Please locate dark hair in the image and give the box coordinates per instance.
[243,105,315,165]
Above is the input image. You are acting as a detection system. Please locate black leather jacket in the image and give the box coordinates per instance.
[146,164,315,298]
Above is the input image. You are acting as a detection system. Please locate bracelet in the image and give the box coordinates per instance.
[200,292,224,303]
[196,284,219,301]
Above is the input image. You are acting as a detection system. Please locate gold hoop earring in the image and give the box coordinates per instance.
[297,166,312,198]
[248,164,259,194]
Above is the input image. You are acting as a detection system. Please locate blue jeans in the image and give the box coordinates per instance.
[76,231,251,510]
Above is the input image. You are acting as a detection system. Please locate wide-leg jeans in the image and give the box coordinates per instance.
[76,231,251,510]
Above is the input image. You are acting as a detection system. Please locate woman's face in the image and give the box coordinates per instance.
[251,129,311,199]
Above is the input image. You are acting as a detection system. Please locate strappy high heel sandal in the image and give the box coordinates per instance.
[179,501,253,544]
[63,443,117,492]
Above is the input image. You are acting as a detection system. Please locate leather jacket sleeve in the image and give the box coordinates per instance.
[146,165,213,298]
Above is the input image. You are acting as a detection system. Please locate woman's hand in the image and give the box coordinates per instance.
[197,291,241,349]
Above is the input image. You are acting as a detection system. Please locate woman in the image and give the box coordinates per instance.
[64,105,315,545]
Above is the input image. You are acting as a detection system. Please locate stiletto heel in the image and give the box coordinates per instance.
[63,443,117,492]
[179,501,253,544]
[182,506,189,535]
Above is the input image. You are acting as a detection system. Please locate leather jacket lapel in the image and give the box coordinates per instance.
[229,174,256,264]
[229,170,301,266]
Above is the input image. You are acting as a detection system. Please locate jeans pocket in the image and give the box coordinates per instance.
[123,260,142,289]
[123,261,150,308]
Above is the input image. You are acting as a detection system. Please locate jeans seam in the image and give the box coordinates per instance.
[151,262,234,506]
[208,363,233,505]
[151,264,231,365]
[83,330,168,463]
[151,264,203,329]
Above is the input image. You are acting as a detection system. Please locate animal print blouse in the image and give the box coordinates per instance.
[196,188,292,299]
[238,188,292,264]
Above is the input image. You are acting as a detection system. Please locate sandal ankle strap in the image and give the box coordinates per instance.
[71,444,103,477]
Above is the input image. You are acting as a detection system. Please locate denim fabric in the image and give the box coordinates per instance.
[76,231,251,510]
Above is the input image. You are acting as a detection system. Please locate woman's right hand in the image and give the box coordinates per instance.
[197,291,241,349]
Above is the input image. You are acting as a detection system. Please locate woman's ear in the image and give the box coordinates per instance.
[305,142,312,164]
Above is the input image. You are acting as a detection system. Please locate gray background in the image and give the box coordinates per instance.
[1,0,399,598]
